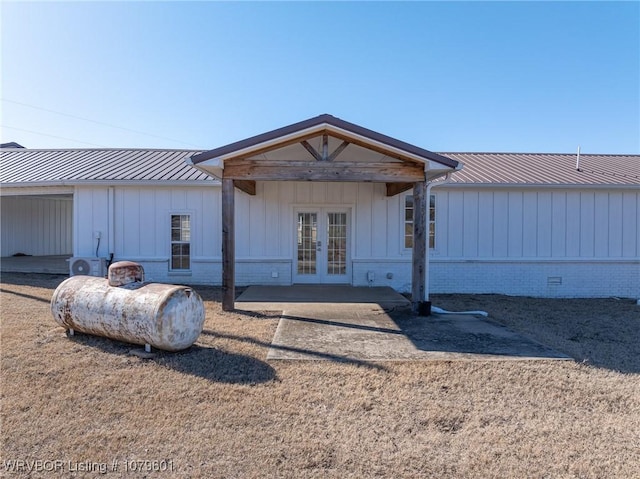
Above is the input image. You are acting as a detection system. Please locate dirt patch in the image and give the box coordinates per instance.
[1,273,639,478]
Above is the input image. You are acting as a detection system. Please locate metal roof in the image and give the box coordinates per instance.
[1,147,637,188]
[444,152,639,186]
[0,148,211,186]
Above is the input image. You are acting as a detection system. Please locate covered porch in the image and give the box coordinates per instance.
[189,114,461,313]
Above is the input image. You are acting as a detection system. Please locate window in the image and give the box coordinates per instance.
[404,194,435,249]
[171,214,191,270]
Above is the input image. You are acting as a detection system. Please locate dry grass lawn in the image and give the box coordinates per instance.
[1,273,639,478]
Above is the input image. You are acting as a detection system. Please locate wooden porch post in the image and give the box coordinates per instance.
[222,178,235,311]
[411,180,430,315]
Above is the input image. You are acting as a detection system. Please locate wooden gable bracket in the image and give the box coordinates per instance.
[301,140,323,161]
[328,140,350,161]
[234,179,256,196]
[301,134,350,162]
[386,182,413,197]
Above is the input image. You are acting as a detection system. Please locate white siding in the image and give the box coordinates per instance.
[427,187,640,298]
[74,187,110,257]
[435,187,640,261]
[492,191,509,256]
[537,192,552,257]
[477,191,493,257]
[70,182,639,298]
[113,186,221,260]
[1,196,73,256]
[211,181,393,285]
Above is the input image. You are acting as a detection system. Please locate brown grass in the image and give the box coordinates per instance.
[1,273,639,478]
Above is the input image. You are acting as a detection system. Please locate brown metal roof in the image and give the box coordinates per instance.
[444,152,639,186]
[1,147,637,187]
[190,114,460,169]
[0,148,212,185]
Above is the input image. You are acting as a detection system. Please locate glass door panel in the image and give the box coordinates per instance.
[297,212,317,275]
[327,212,347,276]
[294,208,349,283]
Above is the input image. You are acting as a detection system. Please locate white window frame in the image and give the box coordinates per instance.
[403,193,436,251]
[170,213,192,271]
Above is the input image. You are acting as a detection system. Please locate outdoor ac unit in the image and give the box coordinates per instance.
[69,257,106,277]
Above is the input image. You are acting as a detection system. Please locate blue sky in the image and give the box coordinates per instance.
[1,1,638,154]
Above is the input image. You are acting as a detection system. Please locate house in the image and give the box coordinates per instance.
[1,114,638,306]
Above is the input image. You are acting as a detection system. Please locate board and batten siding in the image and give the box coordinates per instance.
[73,183,639,298]
[1,195,73,256]
[233,181,407,286]
[74,186,222,282]
[430,187,639,298]
[433,189,639,259]
[73,182,404,285]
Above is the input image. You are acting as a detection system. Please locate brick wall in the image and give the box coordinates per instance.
[429,259,639,298]
[130,258,639,299]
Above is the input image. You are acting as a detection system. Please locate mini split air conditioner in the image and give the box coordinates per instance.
[69,257,106,277]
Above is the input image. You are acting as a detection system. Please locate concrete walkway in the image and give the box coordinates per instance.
[236,286,570,362]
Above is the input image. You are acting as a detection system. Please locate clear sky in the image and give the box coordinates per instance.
[1,1,638,154]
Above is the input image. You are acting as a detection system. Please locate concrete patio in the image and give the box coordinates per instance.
[235,285,571,362]
[235,284,410,310]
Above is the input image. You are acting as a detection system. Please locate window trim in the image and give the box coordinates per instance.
[170,213,192,271]
[403,193,436,251]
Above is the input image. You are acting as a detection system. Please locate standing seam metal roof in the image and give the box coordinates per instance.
[0,148,210,184]
[443,152,639,186]
[1,148,638,186]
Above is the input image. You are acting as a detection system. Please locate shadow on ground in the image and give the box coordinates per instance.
[432,294,640,374]
[388,307,569,359]
[0,272,67,289]
[67,332,276,384]
[202,328,388,371]
[270,305,568,362]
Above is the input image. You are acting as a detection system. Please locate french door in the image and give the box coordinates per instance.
[294,208,350,283]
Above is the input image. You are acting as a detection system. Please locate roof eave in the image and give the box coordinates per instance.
[443,182,638,190]
[0,179,219,188]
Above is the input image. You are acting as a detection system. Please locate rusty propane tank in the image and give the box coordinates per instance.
[50,261,205,352]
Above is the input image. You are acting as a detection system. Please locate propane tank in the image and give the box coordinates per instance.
[50,261,205,352]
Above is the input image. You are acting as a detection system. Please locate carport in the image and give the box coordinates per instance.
[1,189,73,273]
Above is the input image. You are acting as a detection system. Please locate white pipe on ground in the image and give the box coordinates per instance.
[431,306,488,317]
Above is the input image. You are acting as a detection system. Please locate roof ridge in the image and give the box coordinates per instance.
[2,147,637,157]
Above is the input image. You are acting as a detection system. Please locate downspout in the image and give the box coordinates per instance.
[424,170,490,318]
[424,172,452,306]
[107,186,115,267]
